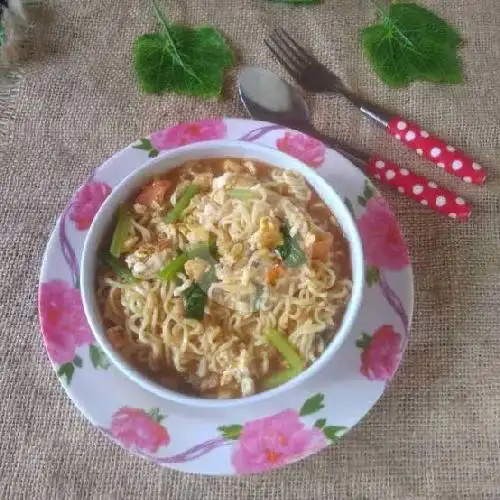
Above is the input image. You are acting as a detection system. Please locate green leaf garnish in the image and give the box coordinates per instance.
[183,283,206,320]
[99,253,138,284]
[133,0,235,97]
[183,267,217,320]
[299,393,325,416]
[276,223,306,268]
[265,328,304,372]
[164,184,199,224]
[110,205,131,258]
[362,2,463,87]
[218,425,243,440]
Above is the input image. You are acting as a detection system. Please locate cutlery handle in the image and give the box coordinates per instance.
[366,154,472,220]
[386,116,486,185]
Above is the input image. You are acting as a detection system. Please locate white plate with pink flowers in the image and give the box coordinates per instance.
[38,118,413,475]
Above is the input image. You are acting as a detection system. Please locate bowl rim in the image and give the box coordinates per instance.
[80,139,365,409]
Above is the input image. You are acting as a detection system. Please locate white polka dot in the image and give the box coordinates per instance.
[428,181,437,188]
[400,168,409,176]
[395,134,401,140]
[449,213,457,219]
[397,186,404,193]
[437,162,445,168]
[420,199,428,206]
[397,121,407,131]
[386,170,396,180]
[413,185,424,195]
[436,195,446,207]
[463,176,472,183]
[416,149,423,156]
[405,131,416,141]
[452,159,463,171]
[430,147,442,158]
[375,160,385,169]
[456,197,465,205]
[420,130,430,138]
[472,162,482,171]
[446,145,456,152]
[374,174,381,180]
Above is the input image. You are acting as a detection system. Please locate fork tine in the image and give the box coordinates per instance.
[274,29,313,66]
[264,38,301,80]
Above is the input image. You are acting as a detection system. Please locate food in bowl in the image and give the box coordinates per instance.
[95,157,352,399]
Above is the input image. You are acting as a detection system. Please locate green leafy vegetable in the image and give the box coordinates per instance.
[276,223,306,268]
[133,0,235,97]
[265,328,304,372]
[263,367,299,389]
[183,267,217,320]
[100,253,137,283]
[157,253,188,282]
[229,189,260,200]
[362,2,463,87]
[110,206,131,258]
[164,184,199,224]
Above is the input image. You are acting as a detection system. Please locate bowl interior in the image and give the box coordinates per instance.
[80,140,364,408]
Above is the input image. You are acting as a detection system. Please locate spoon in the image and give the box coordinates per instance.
[237,66,471,220]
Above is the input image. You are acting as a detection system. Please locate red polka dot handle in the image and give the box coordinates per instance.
[366,154,472,220]
[387,117,486,185]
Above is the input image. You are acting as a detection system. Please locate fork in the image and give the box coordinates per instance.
[265,29,486,185]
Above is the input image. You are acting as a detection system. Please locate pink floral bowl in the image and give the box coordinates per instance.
[80,140,365,409]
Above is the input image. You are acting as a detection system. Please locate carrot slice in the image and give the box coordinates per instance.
[311,232,333,261]
[266,264,285,285]
[135,179,172,206]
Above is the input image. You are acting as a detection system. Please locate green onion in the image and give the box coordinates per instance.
[164,184,199,224]
[229,189,259,200]
[157,253,188,282]
[99,253,137,283]
[110,205,131,258]
[263,367,299,390]
[265,328,304,372]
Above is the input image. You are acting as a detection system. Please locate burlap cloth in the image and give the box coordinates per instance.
[1,0,499,498]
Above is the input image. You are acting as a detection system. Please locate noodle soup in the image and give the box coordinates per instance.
[95,158,352,399]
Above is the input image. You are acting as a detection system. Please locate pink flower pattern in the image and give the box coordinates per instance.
[69,181,111,231]
[360,325,402,381]
[276,131,326,168]
[150,119,227,150]
[357,196,410,270]
[111,408,170,453]
[231,410,326,474]
[39,280,93,364]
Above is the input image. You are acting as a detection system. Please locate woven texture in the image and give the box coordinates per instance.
[1,0,500,498]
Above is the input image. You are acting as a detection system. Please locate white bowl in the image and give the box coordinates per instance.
[80,140,364,409]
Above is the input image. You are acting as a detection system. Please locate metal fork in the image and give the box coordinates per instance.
[265,29,486,185]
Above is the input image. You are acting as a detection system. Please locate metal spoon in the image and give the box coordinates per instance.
[237,66,472,220]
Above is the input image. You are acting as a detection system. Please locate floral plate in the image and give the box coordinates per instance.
[38,118,413,475]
